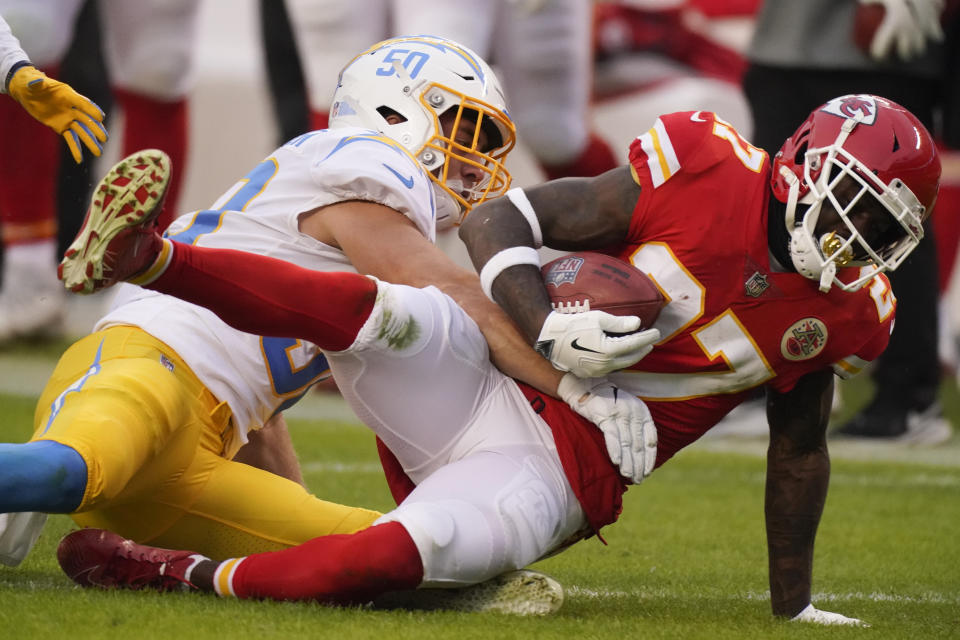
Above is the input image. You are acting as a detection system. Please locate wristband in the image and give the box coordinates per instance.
[4,61,33,93]
[479,246,541,300]
[506,188,543,248]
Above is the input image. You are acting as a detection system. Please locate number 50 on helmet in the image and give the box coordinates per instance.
[329,35,517,227]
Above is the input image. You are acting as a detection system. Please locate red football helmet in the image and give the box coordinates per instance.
[771,94,941,292]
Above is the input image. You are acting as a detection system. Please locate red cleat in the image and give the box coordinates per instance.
[58,149,170,294]
[57,528,202,592]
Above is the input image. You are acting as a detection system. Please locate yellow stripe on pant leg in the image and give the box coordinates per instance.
[33,330,197,513]
[34,326,232,543]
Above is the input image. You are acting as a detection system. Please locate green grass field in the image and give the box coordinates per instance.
[0,345,958,639]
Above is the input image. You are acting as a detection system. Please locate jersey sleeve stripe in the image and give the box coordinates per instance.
[832,354,869,379]
[636,118,680,188]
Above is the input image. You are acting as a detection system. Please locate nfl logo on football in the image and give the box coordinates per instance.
[545,256,585,287]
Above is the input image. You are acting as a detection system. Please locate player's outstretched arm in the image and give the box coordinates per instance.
[5,64,107,163]
[765,370,865,625]
[1,15,106,161]
[301,200,566,397]
[460,167,651,378]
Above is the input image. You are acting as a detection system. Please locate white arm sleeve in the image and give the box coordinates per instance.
[0,15,30,94]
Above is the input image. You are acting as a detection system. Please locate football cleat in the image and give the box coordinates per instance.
[59,149,170,295]
[57,528,202,592]
[372,569,565,616]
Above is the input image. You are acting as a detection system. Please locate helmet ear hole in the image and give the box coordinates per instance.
[794,141,808,165]
[377,106,407,123]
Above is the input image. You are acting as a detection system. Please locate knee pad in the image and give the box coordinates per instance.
[494,457,567,566]
[348,280,428,355]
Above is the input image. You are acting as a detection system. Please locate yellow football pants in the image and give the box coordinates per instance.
[33,326,381,559]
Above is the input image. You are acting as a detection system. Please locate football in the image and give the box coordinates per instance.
[541,251,665,329]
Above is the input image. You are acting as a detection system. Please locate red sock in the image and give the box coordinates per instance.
[0,66,60,244]
[227,522,423,604]
[541,132,618,180]
[151,241,377,350]
[115,89,188,230]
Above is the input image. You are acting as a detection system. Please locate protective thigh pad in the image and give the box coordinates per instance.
[495,457,565,568]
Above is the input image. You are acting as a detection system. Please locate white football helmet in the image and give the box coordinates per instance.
[329,35,517,227]
[771,94,941,292]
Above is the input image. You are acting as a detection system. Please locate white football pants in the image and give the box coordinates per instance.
[327,280,587,587]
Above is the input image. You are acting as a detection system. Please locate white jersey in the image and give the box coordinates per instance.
[96,126,437,455]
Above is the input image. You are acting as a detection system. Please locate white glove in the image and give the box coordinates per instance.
[859,0,945,61]
[536,310,661,378]
[790,604,869,627]
[557,373,657,484]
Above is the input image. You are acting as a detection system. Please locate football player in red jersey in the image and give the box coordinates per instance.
[460,94,940,624]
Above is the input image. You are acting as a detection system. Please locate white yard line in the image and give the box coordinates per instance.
[300,462,383,474]
[693,436,960,468]
[3,351,956,467]
[567,586,960,604]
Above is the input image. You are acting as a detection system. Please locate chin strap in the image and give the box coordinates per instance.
[779,165,801,229]
[779,114,867,294]
[818,262,836,292]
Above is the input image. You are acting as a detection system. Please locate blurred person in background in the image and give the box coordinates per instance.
[743,0,957,444]
[265,0,618,181]
[0,0,199,341]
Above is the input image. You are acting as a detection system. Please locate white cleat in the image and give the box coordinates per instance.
[59,149,171,295]
[373,569,564,616]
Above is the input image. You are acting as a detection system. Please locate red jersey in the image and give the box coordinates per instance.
[613,110,894,463]
[380,111,894,536]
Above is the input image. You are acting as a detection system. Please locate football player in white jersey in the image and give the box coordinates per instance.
[0,35,492,565]
[4,36,655,612]
[50,35,660,613]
